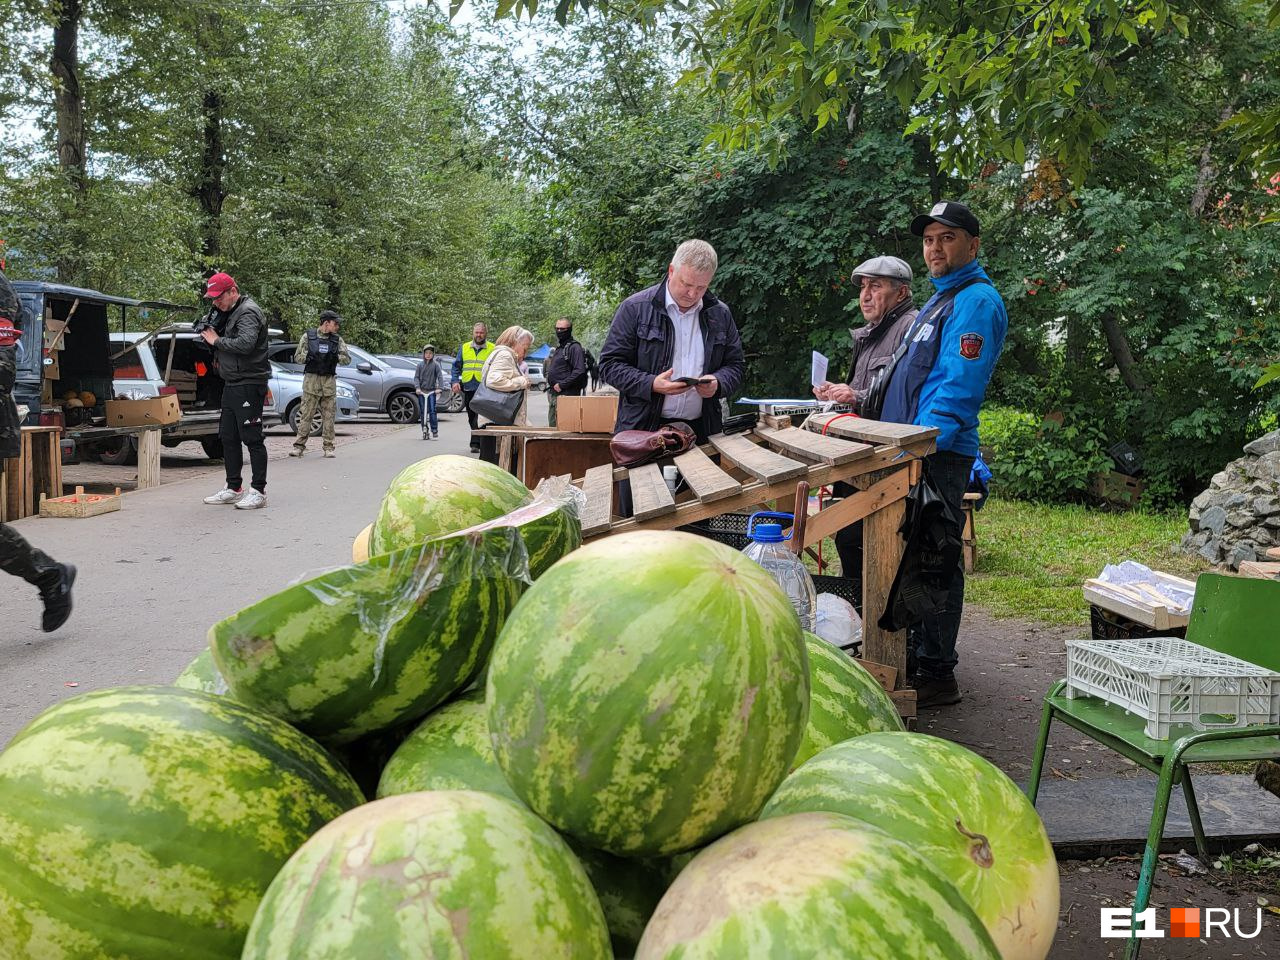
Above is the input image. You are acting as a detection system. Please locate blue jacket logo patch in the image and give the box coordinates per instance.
[959,333,984,360]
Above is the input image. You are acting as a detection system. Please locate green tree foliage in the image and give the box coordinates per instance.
[0,2,582,349]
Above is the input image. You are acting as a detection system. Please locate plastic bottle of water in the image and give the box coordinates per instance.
[741,511,817,632]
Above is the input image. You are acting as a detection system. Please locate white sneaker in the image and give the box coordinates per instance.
[204,487,244,505]
[235,489,267,510]
[289,447,305,458]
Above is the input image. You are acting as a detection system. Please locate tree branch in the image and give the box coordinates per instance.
[1100,310,1149,395]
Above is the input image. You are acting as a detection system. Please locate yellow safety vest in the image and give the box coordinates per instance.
[460,340,495,383]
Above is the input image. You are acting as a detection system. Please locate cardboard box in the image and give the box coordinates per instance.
[557,394,618,434]
[105,395,181,427]
[44,319,68,350]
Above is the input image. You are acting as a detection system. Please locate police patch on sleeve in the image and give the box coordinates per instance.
[959,333,984,360]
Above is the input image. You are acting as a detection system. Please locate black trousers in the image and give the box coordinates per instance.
[462,388,480,436]
[911,450,975,681]
[220,382,268,493]
[0,523,58,586]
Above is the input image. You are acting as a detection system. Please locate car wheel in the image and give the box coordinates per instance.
[200,436,225,460]
[287,402,322,437]
[387,391,419,424]
[96,435,137,466]
[444,392,464,413]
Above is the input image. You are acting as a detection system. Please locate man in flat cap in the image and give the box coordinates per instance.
[880,200,1007,708]
[813,254,919,598]
[290,309,349,458]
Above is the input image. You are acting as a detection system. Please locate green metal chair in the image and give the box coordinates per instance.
[1027,573,1280,960]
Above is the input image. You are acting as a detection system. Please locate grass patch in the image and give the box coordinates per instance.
[966,496,1209,625]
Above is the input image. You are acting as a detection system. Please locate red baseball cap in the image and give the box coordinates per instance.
[203,272,236,298]
[0,317,22,346]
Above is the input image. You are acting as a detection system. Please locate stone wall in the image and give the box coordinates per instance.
[1181,431,1280,568]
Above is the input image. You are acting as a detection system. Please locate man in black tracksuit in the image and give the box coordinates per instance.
[0,267,75,631]
[544,317,588,428]
[198,272,272,510]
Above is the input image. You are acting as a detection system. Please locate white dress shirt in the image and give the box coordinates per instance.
[662,289,705,421]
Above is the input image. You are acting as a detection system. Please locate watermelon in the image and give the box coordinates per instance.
[449,490,582,580]
[376,689,518,802]
[794,631,903,766]
[487,530,809,857]
[211,526,526,744]
[241,790,612,960]
[760,733,1059,960]
[635,811,1000,960]
[174,647,229,696]
[0,686,363,960]
[370,454,531,554]
[569,842,667,960]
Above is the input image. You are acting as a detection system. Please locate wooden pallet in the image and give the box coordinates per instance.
[40,485,122,518]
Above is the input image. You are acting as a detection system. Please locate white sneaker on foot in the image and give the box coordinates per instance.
[235,489,267,510]
[322,449,335,458]
[204,487,244,505]
[289,447,305,458]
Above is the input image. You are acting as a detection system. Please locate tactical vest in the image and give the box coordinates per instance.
[304,331,340,376]
[460,340,494,384]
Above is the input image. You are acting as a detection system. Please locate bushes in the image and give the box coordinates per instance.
[978,405,1112,503]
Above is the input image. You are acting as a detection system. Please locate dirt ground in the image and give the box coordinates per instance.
[941,608,1279,958]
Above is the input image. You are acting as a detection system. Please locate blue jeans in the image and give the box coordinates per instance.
[910,450,975,681]
[418,393,437,434]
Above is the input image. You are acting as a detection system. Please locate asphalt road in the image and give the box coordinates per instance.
[1,391,551,746]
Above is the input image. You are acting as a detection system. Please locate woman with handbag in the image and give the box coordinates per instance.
[474,326,533,464]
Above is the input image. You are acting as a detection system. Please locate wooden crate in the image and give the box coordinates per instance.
[40,485,122,518]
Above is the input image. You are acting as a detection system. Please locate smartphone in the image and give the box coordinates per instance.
[675,376,711,386]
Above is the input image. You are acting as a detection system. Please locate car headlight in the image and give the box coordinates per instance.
[338,385,357,399]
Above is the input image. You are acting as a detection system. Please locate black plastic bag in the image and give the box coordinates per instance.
[877,462,964,632]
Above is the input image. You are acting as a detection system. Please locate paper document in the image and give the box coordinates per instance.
[811,351,829,387]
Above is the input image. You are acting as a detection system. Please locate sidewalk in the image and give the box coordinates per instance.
[0,408,480,745]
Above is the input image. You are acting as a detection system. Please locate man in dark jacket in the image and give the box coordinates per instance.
[0,268,75,631]
[599,239,745,442]
[544,317,588,428]
[198,272,272,509]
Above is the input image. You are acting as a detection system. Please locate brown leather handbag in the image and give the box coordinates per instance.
[610,422,697,468]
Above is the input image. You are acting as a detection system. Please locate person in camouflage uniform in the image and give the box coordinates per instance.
[289,310,349,458]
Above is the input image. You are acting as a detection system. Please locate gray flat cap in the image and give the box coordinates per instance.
[851,255,913,283]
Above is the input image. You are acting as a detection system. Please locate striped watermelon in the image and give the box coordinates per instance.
[376,689,518,802]
[369,454,531,554]
[570,842,667,959]
[760,733,1059,960]
[635,811,1000,959]
[174,647,229,696]
[210,526,526,744]
[241,790,612,959]
[487,530,809,857]
[795,632,903,766]
[0,686,362,960]
[449,491,582,580]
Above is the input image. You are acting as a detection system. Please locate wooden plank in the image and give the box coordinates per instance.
[1081,579,1190,631]
[580,464,614,536]
[758,414,792,430]
[855,658,897,692]
[1239,561,1280,581]
[757,426,874,466]
[800,470,911,549]
[136,427,161,490]
[862,489,907,680]
[672,445,741,503]
[629,463,676,521]
[708,432,807,484]
[1268,547,1280,561]
[889,689,917,719]
[805,413,939,447]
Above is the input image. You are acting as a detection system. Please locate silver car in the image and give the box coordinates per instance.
[269,363,359,436]
[267,341,421,423]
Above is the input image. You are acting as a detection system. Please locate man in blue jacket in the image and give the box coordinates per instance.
[880,201,1007,708]
[599,239,745,442]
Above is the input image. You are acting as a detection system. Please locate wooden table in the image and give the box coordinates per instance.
[2,426,63,522]
[62,424,163,492]
[472,425,613,489]
[572,414,937,684]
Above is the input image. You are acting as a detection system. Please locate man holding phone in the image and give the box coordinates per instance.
[599,239,745,443]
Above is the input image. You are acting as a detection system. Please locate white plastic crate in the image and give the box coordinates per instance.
[1065,636,1280,739]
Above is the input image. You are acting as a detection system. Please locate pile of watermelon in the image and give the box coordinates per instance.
[0,454,1058,959]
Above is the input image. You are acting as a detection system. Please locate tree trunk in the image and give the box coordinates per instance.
[51,0,86,283]
[910,134,943,204]
[1189,99,1239,219]
[195,89,225,258]
[1100,310,1149,395]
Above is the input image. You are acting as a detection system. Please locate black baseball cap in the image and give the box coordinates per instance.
[910,201,981,237]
